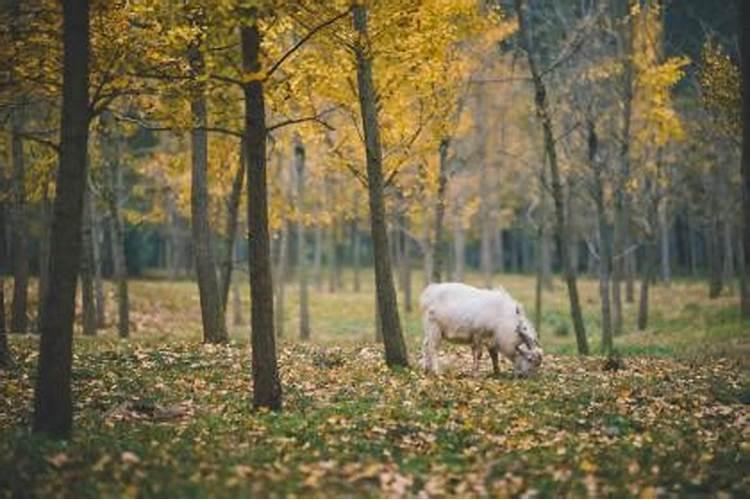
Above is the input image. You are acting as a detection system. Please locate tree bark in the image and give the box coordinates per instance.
[353,4,409,368]
[242,16,282,410]
[589,122,613,354]
[637,241,657,330]
[352,217,361,292]
[275,220,288,338]
[33,0,89,438]
[431,138,449,283]
[294,138,311,341]
[10,99,28,333]
[515,0,588,354]
[327,225,337,293]
[36,180,51,331]
[612,0,634,326]
[659,199,671,286]
[398,213,412,313]
[313,223,323,291]
[188,42,228,344]
[741,0,750,317]
[0,160,10,366]
[101,111,129,338]
[219,140,246,314]
[80,181,97,336]
[91,202,105,328]
[708,215,724,299]
[453,215,465,281]
[722,221,735,291]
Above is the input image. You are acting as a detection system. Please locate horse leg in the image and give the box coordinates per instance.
[421,312,441,374]
[488,347,500,376]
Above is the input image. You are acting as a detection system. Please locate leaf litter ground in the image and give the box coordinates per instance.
[2,335,748,498]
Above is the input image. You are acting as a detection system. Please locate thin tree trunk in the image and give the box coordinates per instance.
[10,99,28,333]
[708,215,724,299]
[327,225,337,293]
[613,0,634,324]
[232,238,243,326]
[33,0,89,438]
[723,221,735,291]
[242,17,282,410]
[515,0,588,354]
[432,138,449,283]
[101,111,129,338]
[398,215,412,313]
[219,141,246,313]
[625,246,636,302]
[453,218,465,282]
[36,180,51,331]
[496,229,505,274]
[353,4,409,368]
[313,223,323,291]
[477,89,493,288]
[334,216,343,291]
[80,181,97,336]
[275,221,288,338]
[352,217,361,292]
[688,213,699,277]
[637,241,657,330]
[91,206,105,328]
[589,122,613,354]
[294,138,311,341]
[659,199,671,286]
[741,0,750,317]
[189,42,227,344]
[0,164,10,366]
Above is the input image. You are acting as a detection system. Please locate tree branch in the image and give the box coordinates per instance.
[266,7,351,79]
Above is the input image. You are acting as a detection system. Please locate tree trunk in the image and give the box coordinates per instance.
[275,221,288,339]
[453,218,465,281]
[432,138,449,283]
[91,204,105,328]
[232,239,243,326]
[0,164,10,366]
[688,213,699,277]
[589,122,613,354]
[515,0,588,354]
[36,180,51,331]
[723,222,735,291]
[10,99,28,333]
[637,242,657,330]
[33,0,89,438]
[242,17,282,410]
[476,89,493,288]
[101,111,129,338]
[189,43,228,344]
[80,181,97,336]
[353,4,409,368]
[398,215,412,313]
[625,246,636,303]
[313,223,323,291]
[659,199,671,286]
[708,215,724,299]
[741,0,750,318]
[294,138,311,341]
[495,229,505,274]
[326,222,338,293]
[219,141,246,313]
[613,0,634,322]
[352,218,361,292]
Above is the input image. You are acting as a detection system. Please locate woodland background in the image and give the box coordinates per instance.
[0,0,748,497]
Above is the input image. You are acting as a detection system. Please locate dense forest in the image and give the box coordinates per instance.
[0,0,747,497]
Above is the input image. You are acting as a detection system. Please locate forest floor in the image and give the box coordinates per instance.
[1,273,748,497]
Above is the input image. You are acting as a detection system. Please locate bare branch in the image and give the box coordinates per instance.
[266,7,351,79]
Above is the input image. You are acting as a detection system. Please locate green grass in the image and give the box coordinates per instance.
[1,272,748,497]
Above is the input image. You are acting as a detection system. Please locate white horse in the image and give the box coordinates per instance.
[420,282,543,376]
